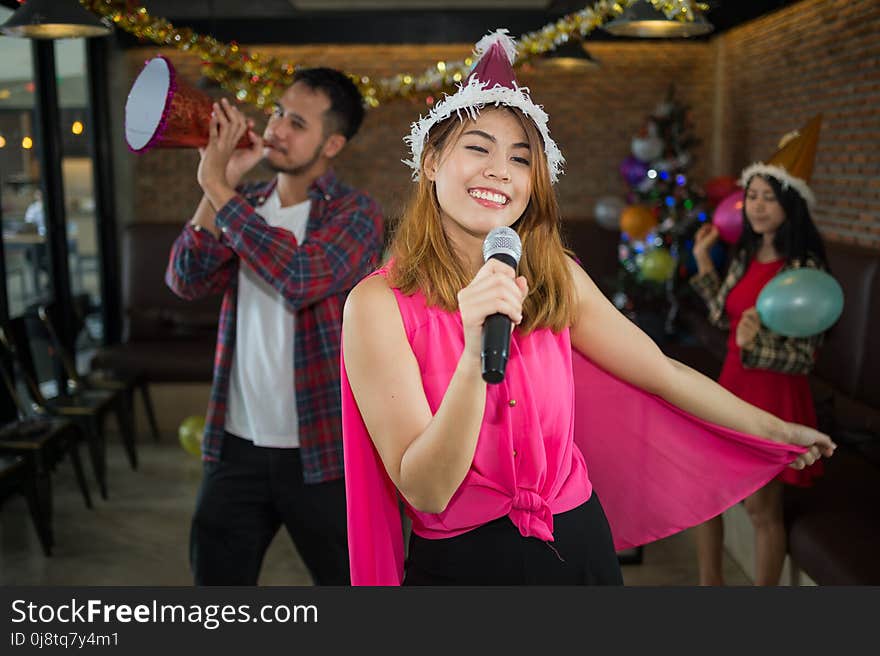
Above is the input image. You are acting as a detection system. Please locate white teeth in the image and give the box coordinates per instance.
[469,189,508,205]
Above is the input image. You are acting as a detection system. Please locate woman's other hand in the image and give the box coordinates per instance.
[736,307,761,349]
[692,224,720,262]
[777,422,836,469]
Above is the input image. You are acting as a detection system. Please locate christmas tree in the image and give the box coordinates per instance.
[613,85,710,331]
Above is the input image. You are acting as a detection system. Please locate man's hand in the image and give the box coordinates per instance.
[197,98,263,209]
[736,307,761,350]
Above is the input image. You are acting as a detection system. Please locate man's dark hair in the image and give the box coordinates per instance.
[292,67,366,141]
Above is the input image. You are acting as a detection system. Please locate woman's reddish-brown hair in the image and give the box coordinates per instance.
[388,106,575,333]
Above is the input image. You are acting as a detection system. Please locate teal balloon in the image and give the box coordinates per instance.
[756,268,844,338]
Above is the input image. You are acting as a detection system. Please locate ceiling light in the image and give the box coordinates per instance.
[539,40,600,70]
[604,1,713,38]
[1,0,112,39]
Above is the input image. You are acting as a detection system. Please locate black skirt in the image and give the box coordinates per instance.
[402,493,623,586]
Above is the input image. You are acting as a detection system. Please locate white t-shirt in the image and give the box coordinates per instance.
[225,189,311,447]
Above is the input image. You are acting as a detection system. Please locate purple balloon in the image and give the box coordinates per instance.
[619,156,649,187]
[712,190,744,244]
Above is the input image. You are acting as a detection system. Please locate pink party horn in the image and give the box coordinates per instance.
[124,56,253,153]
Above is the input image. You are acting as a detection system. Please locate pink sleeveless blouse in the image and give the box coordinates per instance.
[342,270,806,585]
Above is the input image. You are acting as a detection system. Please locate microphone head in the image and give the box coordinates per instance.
[482,226,522,266]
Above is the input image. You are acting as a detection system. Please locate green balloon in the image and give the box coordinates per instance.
[757,268,844,338]
[640,248,676,282]
[178,415,206,457]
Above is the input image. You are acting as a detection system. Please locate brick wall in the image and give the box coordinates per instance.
[120,0,879,248]
[717,0,880,248]
[123,42,715,228]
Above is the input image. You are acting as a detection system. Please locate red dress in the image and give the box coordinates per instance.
[719,258,822,486]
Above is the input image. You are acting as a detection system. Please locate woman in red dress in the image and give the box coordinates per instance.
[689,122,829,585]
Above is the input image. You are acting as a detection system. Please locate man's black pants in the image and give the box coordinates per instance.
[190,432,350,586]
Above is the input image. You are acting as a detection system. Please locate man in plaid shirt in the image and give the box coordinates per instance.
[166,69,383,586]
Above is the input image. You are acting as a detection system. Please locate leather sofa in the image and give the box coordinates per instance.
[92,222,221,383]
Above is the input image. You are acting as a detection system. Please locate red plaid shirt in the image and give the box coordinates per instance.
[166,171,384,483]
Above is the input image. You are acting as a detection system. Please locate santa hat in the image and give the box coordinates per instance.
[403,29,564,184]
[738,115,822,208]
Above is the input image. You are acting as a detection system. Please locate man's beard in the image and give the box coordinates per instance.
[262,141,325,176]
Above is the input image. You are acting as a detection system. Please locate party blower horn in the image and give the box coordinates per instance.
[124,56,253,153]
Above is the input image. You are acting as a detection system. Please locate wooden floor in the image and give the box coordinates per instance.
[0,437,751,586]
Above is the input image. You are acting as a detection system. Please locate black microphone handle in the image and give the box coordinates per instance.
[481,312,511,384]
[487,252,517,270]
[480,251,518,384]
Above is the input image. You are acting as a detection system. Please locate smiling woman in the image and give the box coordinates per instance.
[339,29,835,587]
[688,117,833,586]
[389,100,573,335]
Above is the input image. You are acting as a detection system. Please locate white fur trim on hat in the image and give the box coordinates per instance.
[473,28,518,65]
[402,30,565,184]
[738,163,816,208]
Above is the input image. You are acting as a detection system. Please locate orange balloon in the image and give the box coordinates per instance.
[620,205,657,241]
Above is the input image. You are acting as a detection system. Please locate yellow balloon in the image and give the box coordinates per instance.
[178,415,205,457]
[640,248,676,282]
[620,205,657,241]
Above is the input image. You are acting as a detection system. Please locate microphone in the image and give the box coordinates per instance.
[481,226,523,384]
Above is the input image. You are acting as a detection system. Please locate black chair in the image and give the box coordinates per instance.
[0,352,92,512]
[0,454,52,556]
[0,318,134,500]
[41,299,160,443]
[0,418,94,557]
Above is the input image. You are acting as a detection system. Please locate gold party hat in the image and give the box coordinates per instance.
[739,115,822,207]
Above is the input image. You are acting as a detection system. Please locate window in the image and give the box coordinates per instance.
[0,9,107,392]
[0,6,51,318]
[55,37,104,346]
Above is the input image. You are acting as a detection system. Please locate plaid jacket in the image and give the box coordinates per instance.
[689,252,825,376]
[166,171,384,483]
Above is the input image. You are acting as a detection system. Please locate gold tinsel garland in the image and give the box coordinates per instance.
[81,0,708,110]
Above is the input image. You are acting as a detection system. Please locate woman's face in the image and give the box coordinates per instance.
[744,175,786,237]
[425,109,533,244]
